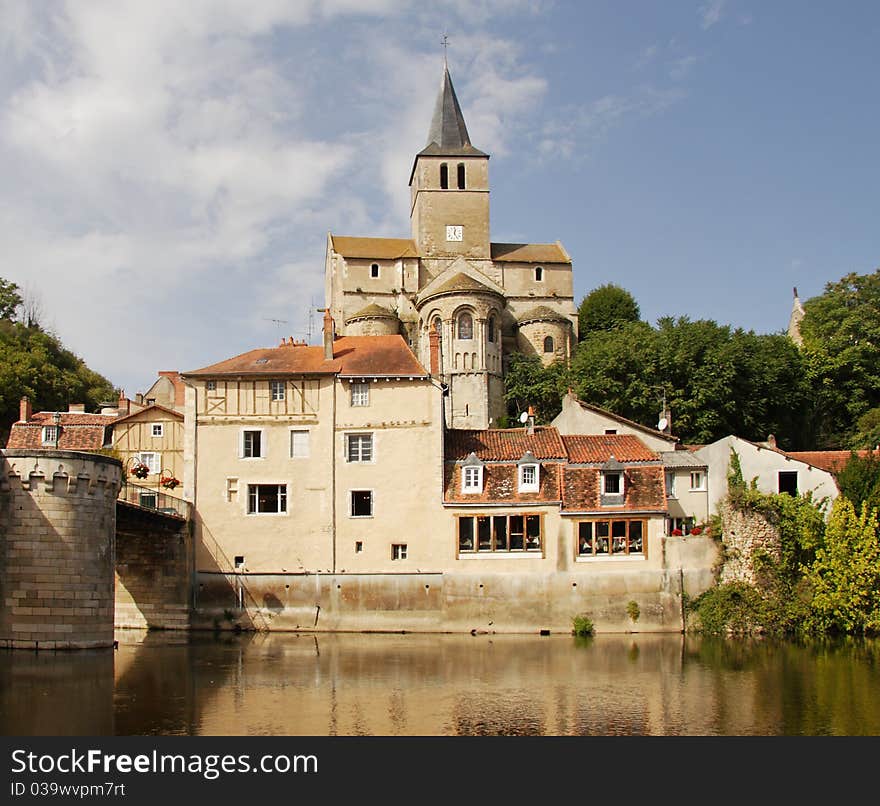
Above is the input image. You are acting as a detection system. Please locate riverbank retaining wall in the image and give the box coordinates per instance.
[0,450,121,650]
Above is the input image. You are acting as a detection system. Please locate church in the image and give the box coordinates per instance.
[324,66,578,429]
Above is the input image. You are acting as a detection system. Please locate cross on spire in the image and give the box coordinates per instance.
[441,33,449,67]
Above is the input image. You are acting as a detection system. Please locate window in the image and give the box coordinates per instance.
[668,516,695,536]
[290,430,310,458]
[457,163,465,189]
[462,465,483,493]
[247,484,287,514]
[355,541,363,553]
[440,163,449,189]
[139,491,158,509]
[602,472,622,495]
[206,380,217,392]
[151,423,164,438]
[41,425,58,445]
[690,471,706,491]
[242,430,263,458]
[518,464,539,493]
[370,263,380,278]
[136,452,161,474]
[392,544,408,560]
[534,266,543,282]
[487,316,496,343]
[351,490,373,517]
[346,433,373,462]
[457,312,473,340]
[578,520,644,557]
[458,514,542,553]
[778,471,798,496]
[543,336,554,353]
[605,429,617,435]
[350,382,370,407]
[270,380,286,401]
[665,471,676,498]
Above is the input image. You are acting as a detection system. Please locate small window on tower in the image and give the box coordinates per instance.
[440,163,449,189]
[543,336,554,353]
[370,263,379,278]
[457,163,465,189]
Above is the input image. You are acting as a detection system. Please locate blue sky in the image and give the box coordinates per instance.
[2,1,877,398]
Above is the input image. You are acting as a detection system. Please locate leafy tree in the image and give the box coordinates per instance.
[503,353,569,425]
[0,278,22,320]
[851,407,880,450]
[577,283,640,338]
[799,269,880,448]
[805,497,880,635]
[836,449,880,516]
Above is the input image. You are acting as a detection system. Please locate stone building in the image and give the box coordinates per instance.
[325,66,577,430]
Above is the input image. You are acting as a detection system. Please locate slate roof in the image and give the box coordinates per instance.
[345,304,398,323]
[184,335,427,379]
[419,67,487,157]
[562,435,659,464]
[419,272,502,303]
[517,305,571,325]
[660,450,707,469]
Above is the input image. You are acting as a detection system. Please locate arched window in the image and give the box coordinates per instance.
[487,316,496,343]
[457,163,465,189]
[440,163,449,189]
[534,266,544,282]
[543,336,554,353]
[457,312,473,340]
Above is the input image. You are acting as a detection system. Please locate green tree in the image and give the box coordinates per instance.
[836,449,880,516]
[805,497,880,635]
[503,353,569,424]
[0,278,22,320]
[851,407,880,450]
[799,269,880,448]
[577,283,640,338]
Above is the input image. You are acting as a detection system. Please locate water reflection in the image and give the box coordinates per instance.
[1,631,879,736]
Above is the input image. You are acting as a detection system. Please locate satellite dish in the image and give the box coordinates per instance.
[519,411,529,424]
[657,417,668,431]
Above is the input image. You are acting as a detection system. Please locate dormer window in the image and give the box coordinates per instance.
[42,425,58,446]
[600,455,625,504]
[518,452,540,493]
[461,452,484,494]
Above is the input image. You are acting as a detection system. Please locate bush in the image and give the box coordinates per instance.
[572,614,594,637]
[626,600,640,623]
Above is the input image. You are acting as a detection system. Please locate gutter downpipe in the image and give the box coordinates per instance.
[181,376,198,615]
[331,372,338,575]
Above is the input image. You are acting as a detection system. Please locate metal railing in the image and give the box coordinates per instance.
[118,480,192,520]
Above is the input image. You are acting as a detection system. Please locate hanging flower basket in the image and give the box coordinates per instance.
[160,475,181,490]
[130,463,150,479]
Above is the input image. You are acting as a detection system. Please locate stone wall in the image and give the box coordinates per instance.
[0,450,121,649]
[115,502,191,631]
[717,501,781,586]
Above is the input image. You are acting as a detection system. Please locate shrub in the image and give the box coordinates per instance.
[572,614,594,637]
[626,600,640,623]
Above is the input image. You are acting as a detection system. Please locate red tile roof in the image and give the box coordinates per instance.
[562,466,666,513]
[184,335,427,379]
[6,412,115,451]
[444,463,562,505]
[784,449,875,474]
[445,427,568,461]
[562,434,659,464]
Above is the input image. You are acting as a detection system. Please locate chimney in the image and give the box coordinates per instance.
[322,308,335,360]
[19,396,32,422]
[767,434,777,449]
[118,389,130,415]
[527,405,535,436]
[68,403,86,413]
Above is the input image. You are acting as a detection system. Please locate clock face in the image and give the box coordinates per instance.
[446,225,463,242]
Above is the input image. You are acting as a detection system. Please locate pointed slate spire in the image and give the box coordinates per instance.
[419,67,487,157]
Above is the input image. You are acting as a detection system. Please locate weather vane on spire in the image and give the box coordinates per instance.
[441,33,449,67]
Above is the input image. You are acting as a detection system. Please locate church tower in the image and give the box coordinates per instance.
[325,61,578,431]
[409,67,490,260]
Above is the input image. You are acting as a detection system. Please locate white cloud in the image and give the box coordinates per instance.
[699,0,726,30]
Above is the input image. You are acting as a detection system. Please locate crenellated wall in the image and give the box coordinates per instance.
[0,450,122,649]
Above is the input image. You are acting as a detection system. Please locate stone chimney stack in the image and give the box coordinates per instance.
[68,403,86,413]
[767,434,777,449]
[322,309,335,360]
[527,405,535,436]
[19,396,32,422]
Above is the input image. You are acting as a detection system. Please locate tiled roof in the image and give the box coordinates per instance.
[184,335,427,379]
[490,242,570,264]
[784,450,874,474]
[444,462,562,505]
[517,305,571,324]
[445,427,568,461]
[330,236,418,259]
[345,304,398,323]
[420,272,502,302]
[562,435,659,464]
[561,465,666,512]
[6,412,114,451]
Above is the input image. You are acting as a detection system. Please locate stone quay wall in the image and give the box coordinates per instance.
[0,450,122,650]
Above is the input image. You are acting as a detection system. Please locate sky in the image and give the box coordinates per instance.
[1,1,878,398]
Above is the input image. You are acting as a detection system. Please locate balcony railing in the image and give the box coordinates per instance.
[118,480,192,520]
